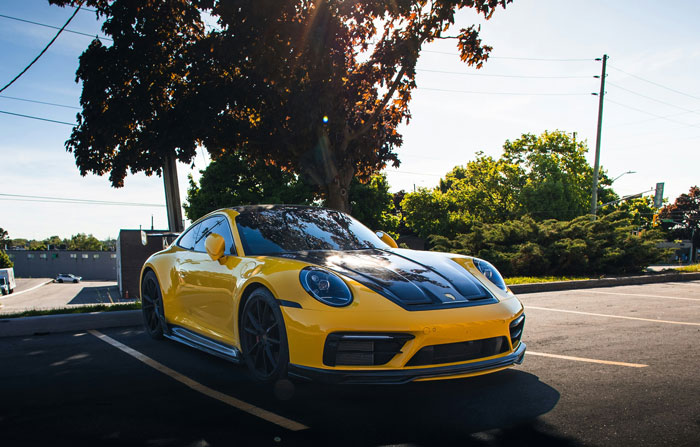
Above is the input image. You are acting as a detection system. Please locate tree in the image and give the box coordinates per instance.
[401,130,616,238]
[68,234,103,251]
[0,228,8,241]
[348,174,399,235]
[50,0,514,211]
[184,152,316,221]
[502,130,615,220]
[659,186,700,260]
[0,250,12,269]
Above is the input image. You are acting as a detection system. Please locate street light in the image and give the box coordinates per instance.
[610,170,636,184]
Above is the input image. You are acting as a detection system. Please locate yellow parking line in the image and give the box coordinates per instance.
[526,306,700,326]
[578,290,700,302]
[88,330,308,432]
[527,351,647,368]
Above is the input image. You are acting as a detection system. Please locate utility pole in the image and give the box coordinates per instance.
[163,154,184,233]
[590,54,608,218]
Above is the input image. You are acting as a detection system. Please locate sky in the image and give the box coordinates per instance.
[1,0,698,240]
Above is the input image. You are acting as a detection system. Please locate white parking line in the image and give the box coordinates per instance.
[577,290,700,302]
[88,330,308,432]
[526,306,700,326]
[1,280,52,298]
[527,351,647,368]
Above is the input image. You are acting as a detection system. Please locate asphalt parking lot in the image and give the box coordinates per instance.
[1,281,699,446]
[0,279,126,314]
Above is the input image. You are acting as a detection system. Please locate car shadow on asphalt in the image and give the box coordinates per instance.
[67,286,125,305]
[278,369,572,446]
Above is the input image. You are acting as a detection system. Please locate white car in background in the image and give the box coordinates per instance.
[55,273,81,283]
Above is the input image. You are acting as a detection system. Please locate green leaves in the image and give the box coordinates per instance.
[429,212,665,277]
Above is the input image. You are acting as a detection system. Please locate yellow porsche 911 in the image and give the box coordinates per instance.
[140,205,525,384]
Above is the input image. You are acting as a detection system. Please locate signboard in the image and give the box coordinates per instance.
[654,182,664,208]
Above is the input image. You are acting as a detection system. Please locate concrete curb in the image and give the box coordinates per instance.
[0,272,698,338]
[509,271,700,294]
[0,310,142,338]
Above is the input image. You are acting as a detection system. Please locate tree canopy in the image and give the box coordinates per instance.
[49,0,513,211]
[659,186,700,244]
[401,130,616,238]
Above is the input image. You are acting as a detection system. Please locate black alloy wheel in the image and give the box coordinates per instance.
[241,288,289,382]
[141,271,165,340]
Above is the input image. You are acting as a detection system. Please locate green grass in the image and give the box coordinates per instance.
[505,276,591,285]
[0,302,141,319]
[672,264,700,273]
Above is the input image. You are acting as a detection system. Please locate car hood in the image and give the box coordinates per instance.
[277,249,496,309]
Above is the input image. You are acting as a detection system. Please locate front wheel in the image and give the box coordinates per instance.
[240,288,289,383]
[141,271,165,340]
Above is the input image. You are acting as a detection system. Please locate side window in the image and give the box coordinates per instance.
[193,216,237,255]
[178,222,201,251]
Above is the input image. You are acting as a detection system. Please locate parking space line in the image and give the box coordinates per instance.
[88,330,308,432]
[1,280,52,298]
[578,290,700,302]
[527,351,647,368]
[526,306,700,326]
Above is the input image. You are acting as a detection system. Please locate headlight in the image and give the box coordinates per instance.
[299,267,353,307]
[473,258,508,291]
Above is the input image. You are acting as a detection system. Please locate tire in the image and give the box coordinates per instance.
[141,271,165,340]
[73,280,78,283]
[58,279,63,283]
[240,288,289,383]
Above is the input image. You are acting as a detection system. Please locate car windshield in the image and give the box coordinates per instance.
[235,207,390,255]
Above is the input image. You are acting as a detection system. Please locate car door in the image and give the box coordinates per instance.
[175,215,242,344]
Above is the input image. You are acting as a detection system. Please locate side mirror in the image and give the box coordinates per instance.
[205,233,226,261]
[375,231,398,248]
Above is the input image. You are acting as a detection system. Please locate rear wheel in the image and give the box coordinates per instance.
[58,279,63,283]
[141,271,165,340]
[240,288,289,383]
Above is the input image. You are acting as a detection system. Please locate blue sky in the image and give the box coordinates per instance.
[1,0,699,240]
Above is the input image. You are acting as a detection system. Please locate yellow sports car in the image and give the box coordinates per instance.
[140,205,525,384]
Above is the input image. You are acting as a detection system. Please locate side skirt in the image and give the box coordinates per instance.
[164,326,241,364]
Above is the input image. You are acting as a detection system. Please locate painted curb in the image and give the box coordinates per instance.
[0,272,698,338]
[509,272,700,294]
[0,310,142,338]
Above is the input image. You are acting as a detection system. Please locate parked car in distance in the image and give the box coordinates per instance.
[0,268,16,294]
[55,273,81,283]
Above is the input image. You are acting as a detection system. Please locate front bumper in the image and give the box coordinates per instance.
[288,342,526,384]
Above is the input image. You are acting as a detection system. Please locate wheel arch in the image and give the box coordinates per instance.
[237,281,272,333]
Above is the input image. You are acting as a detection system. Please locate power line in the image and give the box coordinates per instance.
[605,98,700,129]
[418,86,589,96]
[0,13,112,41]
[0,94,80,110]
[0,2,84,94]
[606,81,699,114]
[0,110,75,126]
[416,68,591,79]
[0,193,165,208]
[423,50,595,62]
[608,65,700,102]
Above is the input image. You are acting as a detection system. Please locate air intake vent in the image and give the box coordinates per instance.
[323,333,414,367]
[406,336,509,367]
[509,314,525,348]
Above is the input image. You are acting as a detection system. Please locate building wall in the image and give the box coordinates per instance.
[7,250,117,280]
[117,230,177,299]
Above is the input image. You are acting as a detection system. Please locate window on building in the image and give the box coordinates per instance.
[82,254,89,259]
[93,254,100,259]
[40,253,47,259]
[70,253,77,259]
[110,254,117,259]
[27,254,35,259]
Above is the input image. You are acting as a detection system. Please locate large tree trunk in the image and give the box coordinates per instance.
[324,178,352,213]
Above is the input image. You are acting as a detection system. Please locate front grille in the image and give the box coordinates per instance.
[405,336,509,367]
[323,333,414,367]
[509,314,525,348]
